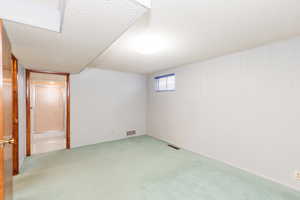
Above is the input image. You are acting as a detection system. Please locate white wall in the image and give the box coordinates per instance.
[18,65,26,170]
[71,68,147,148]
[147,37,300,191]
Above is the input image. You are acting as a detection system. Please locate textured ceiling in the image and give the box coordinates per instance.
[4,0,147,73]
[91,0,300,74]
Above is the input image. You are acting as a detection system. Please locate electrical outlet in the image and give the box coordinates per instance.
[295,171,300,180]
[126,130,136,136]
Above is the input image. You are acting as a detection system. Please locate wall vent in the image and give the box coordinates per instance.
[126,130,136,136]
[168,144,180,150]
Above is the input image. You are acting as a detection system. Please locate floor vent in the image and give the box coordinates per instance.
[126,130,136,136]
[168,144,180,150]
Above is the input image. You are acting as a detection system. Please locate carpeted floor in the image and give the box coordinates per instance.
[14,136,300,200]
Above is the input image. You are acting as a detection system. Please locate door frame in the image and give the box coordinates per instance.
[12,54,19,175]
[25,69,70,156]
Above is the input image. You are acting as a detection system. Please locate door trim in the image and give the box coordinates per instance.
[12,54,19,175]
[25,69,70,156]
[25,70,30,156]
[66,74,70,149]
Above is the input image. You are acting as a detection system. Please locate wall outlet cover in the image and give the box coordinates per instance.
[295,171,300,180]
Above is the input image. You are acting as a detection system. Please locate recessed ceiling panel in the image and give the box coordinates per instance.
[0,0,63,32]
[4,0,147,73]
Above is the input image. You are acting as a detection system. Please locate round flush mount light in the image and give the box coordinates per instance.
[130,33,169,55]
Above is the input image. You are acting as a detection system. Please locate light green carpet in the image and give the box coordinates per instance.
[14,136,300,200]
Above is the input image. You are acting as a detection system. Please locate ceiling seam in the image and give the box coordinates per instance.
[79,9,150,74]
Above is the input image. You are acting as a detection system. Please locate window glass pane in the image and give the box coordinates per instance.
[159,77,167,90]
[155,79,159,91]
[167,76,175,90]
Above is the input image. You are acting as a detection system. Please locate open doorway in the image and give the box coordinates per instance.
[26,70,70,156]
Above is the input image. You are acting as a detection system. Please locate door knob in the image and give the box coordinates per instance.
[0,138,15,146]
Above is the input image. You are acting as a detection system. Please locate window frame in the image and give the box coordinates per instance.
[154,73,176,92]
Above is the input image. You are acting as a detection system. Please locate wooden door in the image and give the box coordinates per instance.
[0,20,14,200]
[32,84,65,133]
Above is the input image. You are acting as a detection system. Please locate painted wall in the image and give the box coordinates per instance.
[70,68,147,148]
[18,65,26,170]
[147,37,300,191]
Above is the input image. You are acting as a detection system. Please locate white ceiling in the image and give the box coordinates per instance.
[91,0,300,74]
[3,0,300,74]
[0,0,63,32]
[3,0,147,73]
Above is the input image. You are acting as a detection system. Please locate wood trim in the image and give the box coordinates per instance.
[26,69,69,76]
[66,74,70,149]
[25,69,71,156]
[12,54,19,175]
[25,70,31,156]
[0,19,5,200]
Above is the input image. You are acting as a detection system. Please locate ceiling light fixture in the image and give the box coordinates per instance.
[131,33,169,55]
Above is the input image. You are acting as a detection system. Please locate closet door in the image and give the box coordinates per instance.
[33,84,65,133]
[0,19,13,200]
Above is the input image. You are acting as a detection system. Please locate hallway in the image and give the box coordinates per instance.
[32,131,65,155]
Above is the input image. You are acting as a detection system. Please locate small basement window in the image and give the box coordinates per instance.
[155,73,175,92]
